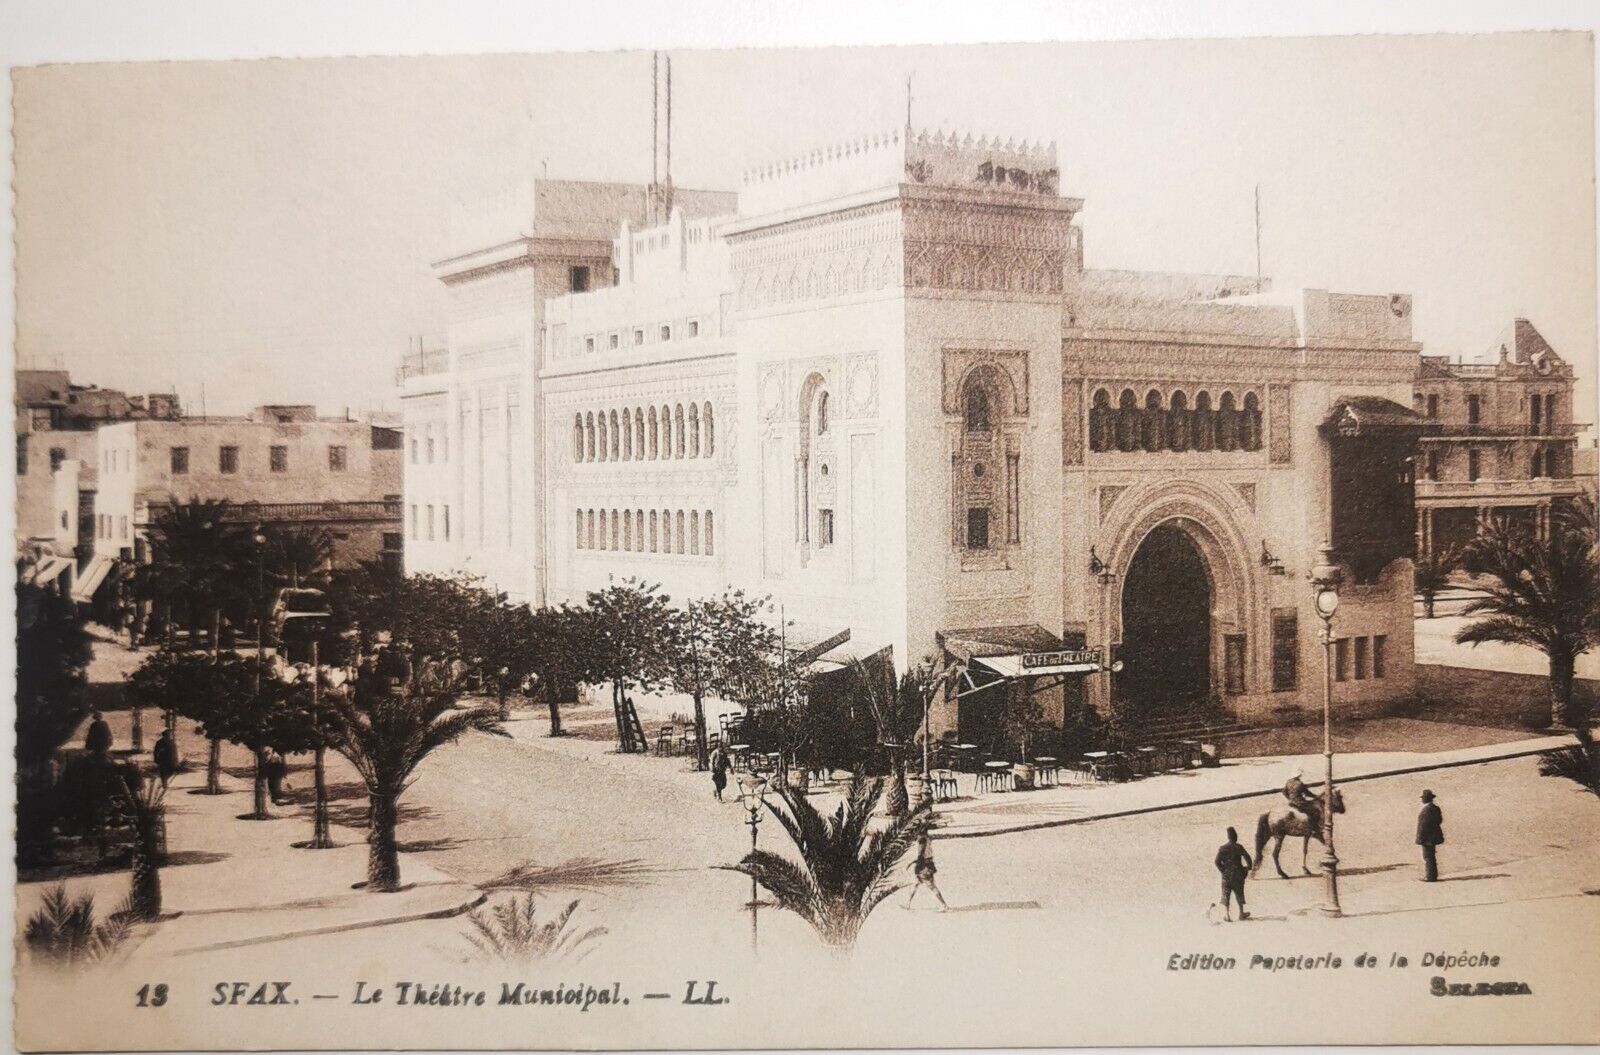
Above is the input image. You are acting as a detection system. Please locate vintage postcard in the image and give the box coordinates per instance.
[9,28,1600,1050]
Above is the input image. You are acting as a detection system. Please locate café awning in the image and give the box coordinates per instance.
[70,554,116,604]
[940,625,1101,698]
[25,555,73,588]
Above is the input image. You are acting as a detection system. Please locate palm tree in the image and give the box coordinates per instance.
[325,659,505,891]
[727,773,933,948]
[1413,545,1458,619]
[844,656,922,816]
[143,498,250,647]
[1456,501,1600,739]
[120,780,166,921]
[264,525,336,589]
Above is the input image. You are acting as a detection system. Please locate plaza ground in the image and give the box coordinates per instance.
[15,630,1600,1048]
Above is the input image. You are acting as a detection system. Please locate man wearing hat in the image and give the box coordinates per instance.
[1416,789,1444,881]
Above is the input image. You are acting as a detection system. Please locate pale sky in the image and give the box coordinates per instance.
[12,32,1597,420]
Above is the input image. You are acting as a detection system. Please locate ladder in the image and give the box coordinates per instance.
[615,695,648,753]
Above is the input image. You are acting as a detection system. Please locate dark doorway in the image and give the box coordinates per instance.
[1118,524,1212,712]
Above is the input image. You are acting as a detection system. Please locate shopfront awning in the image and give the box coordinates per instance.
[25,555,73,588]
[70,554,116,604]
[971,650,1103,678]
[940,625,1101,699]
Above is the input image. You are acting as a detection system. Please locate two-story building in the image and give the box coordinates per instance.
[1412,320,1583,557]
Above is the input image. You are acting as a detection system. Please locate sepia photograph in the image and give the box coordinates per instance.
[6,9,1600,1050]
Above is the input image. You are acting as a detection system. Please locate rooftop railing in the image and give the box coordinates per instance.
[396,348,450,382]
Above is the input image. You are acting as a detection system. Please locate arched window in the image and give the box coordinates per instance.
[610,509,620,551]
[704,510,714,556]
[648,407,659,459]
[575,510,583,548]
[610,411,621,460]
[675,510,686,553]
[689,403,701,457]
[704,403,715,457]
[585,413,596,461]
[1192,392,1214,451]
[1242,392,1263,451]
[660,509,671,552]
[1167,391,1190,452]
[623,510,632,550]
[573,415,583,462]
[1090,389,1112,452]
[597,410,609,462]
[689,510,700,555]
[635,409,645,459]
[1218,392,1238,452]
[1116,389,1139,452]
[817,392,831,435]
[636,510,645,550]
[622,412,633,460]
[965,384,991,432]
[1142,390,1164,452]
[649,510,659,552]
[674,404,686,458]
[585,509,595,549]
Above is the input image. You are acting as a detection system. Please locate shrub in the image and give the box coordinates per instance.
[24,885,133,966]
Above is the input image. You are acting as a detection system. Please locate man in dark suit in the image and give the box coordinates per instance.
[1416,789,1444,881]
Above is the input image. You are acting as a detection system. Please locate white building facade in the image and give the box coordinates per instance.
[408,129,1442,735]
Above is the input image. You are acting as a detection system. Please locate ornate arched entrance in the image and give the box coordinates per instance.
[1118,524,1213,710]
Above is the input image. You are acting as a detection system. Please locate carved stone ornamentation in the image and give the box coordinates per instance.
[1098,485,1126,523]
[1231,482,1257,513]
[846,353,879,417]
[941,348,1029,416]
[758,364,786,423]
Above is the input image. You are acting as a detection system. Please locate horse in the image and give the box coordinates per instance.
[1252,788,1345,879]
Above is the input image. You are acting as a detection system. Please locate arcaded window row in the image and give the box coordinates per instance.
[1089,388,1263,454]
[574,507,715,557]
[572,402,715,464]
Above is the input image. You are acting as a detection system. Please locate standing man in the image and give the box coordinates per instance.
[1213,826,1253,921]
[153,728,179,789]
[709,742,731,801]
[1416,789,1444,881]
[84,710,113,758]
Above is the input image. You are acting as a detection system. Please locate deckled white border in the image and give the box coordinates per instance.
[1,5,1596,1055]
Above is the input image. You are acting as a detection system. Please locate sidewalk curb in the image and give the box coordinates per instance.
[932,738,1577,841]
[169,888,488,957]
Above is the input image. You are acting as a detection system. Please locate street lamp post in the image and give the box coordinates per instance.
[736,772,769,953]
[1309,541,1343,917]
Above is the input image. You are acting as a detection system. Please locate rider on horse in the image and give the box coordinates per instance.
[1284,769,1321,824]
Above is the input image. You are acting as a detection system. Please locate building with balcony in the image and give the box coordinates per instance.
[1412,320,1583,557]
[70,409,402,610]
[409,125,1455,737]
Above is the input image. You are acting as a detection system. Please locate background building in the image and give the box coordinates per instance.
[1413,321,1583,557]
[73,406,402,607]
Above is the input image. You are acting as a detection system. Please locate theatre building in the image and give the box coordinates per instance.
[414,126,1458,735]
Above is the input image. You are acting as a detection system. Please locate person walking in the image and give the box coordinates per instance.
[84,710,113,758]
[709,743,731,801]
[153,729,179,789]
[1416,789,1444,881]
[1213,826,1253,921]
[266,749,292,805]
[906,833,949,911]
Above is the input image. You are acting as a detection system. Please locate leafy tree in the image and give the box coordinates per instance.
[1414,545,1458,619]
[1456,501,1600,739]
[727,774,933,948]
[133,649,254,794]
[585,578,675,752]
[201,657,318,819]
[324,657,505,891]
[460,593,544,720]
[16,583,92,866]
[665,591,781,769]
[527,604,594,737]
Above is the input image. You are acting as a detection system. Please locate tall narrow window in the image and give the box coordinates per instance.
[623,512,632,551]
[1531,394,1543,428]
[817,392,831,434]
[1192,392,1214,451]
[426,505,435,541]
[635,510,644,550]
[220,446,238,473]
[1217,392,1238,452]
[1426,393,1439,419]
[569,265,590,292]
[1224,635,1247,695]
[674,405,686,458]
[409,504,418,540]
[1116,389,1139,452]
[1468,448,1481,481]
[1373,634,1388,679]
[964,386,989,432]
[689,511,700,554]
[689,404,701,457]
[675,510,686,553]
[585,414,596,461]
[704,510,714,556]
[966,508,989,550]
[610,411,621,459]
[1142,390,1164,452]
[1354,635,1369,680]
[1090,389,1112,452]
[1467,394,1481,425]
[442,506,450,541]
[704,403,715,456]
[648,407,659,459]
[660,509,671,553]
[650,510,659,552]
[586,510,595,549]
[1426,450,1440,481]
[622,413,633,460]
[329,445,347,472]
[269,445,288,473]
[1271,610,1298,692]
[170,447,189,474]
[611,510,619,551]
[1242,391,1262,451]
[634,409,645,459]
[1006,454,1021,544]
[1335,638,1351,682]
[15,436,27,476]
[819,509,835,547]
[573,416,583,462]
[425,435,435,463]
